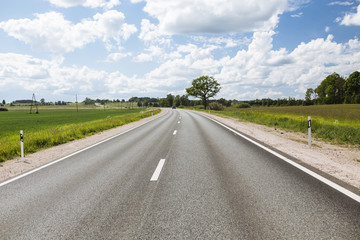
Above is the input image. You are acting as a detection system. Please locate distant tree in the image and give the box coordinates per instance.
[304,88,313,103]
[315,73,345,104]
[166,94,174,107]
[186,76,221,109]
[174,95,181,107]
[159,98,168,107]
[344,71,360,104]
[288,97,297,106]
[40,98,45,105]
[180,95,189,106]
[55,101,67,105]
[83,97,95,105]
[137,101,142,107]
[13,100,32,104]
[2,100,5,105]
[149,98,159,103]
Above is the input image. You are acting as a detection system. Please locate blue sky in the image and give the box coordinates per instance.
[0,0,360,102]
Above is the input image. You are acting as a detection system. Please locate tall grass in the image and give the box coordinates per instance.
[0,109,160,162]
[208,105,360,146]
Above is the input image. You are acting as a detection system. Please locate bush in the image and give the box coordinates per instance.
[209,102,224,111]
[236,103,251,108]
[192,105,204,109]
[0,108,8,111]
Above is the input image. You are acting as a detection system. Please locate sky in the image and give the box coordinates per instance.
[0,0,360,102]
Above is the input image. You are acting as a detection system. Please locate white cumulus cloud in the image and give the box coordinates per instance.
[106,52,132,62]
[341,4,360,26]
[0,53,105,96]
[0,11,137,55]
[141,0,287,34]
[215,32,360,99]
[139,19,169,44]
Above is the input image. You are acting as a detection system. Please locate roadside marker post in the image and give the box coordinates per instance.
[20,130,24,162]
[308,116,311,149]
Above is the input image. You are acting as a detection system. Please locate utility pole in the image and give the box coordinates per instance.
[30,93,39,114]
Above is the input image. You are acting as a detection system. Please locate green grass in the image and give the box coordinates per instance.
[0,108,160,162]
[206,104,360,146]
[0,109,141,137]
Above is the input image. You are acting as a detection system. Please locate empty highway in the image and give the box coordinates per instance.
[1,109,359,239]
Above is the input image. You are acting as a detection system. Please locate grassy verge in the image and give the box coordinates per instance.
[0,108,160,162]
[203,105,360,146]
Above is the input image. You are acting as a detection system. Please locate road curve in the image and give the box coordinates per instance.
[0,109,359,239]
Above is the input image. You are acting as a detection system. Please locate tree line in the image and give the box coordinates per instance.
[305,71,360,105]
[8,99,68,106]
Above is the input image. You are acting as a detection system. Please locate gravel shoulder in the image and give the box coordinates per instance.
[1,109,359,190]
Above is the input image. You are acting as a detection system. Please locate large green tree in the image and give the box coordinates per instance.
[344,71,360,104]
[186,76,221,109]
[315,73,345,104]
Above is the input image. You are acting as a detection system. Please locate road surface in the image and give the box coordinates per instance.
[1,109,359,239]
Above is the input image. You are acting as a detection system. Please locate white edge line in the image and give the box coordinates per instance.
[173,130,177,135]
[202,114,360,204]
[150,159,166,181]
[0,112,166,188]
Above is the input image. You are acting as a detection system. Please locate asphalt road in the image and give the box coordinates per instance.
[1,109,359,239]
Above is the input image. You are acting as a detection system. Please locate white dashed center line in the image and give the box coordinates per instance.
[150,159,166,181]
[173,130,177,135]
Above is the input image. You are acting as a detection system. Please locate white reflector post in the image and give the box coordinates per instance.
[20,130,24,162]
[308,116,311,149]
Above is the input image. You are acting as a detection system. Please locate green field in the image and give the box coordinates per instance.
[0,108,160,162]
[0,109,143,137]
[207,104,360,146]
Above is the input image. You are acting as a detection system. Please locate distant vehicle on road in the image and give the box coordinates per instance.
[172,106,176,109]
